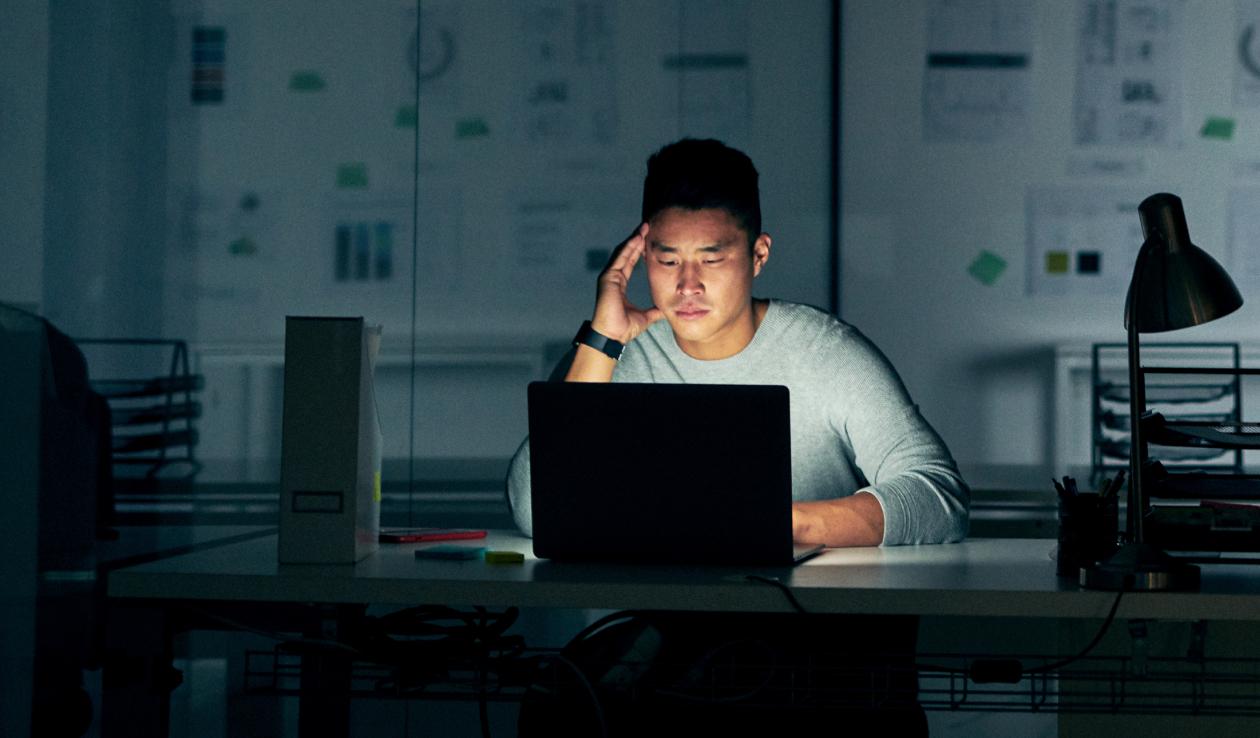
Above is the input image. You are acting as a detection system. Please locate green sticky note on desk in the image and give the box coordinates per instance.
[1201,117,1235,140]
[1045,251,1070,274]
[336,163,369,189]
[967,250,1007,286]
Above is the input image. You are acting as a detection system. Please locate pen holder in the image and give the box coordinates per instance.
[1057,492,1119,577]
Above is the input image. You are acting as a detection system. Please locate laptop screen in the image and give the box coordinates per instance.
[528,382,799,565]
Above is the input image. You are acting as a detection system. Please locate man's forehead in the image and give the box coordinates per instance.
[648,238,734,253]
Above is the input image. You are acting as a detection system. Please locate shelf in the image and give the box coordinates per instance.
[1098,440,1232,464]
[1100,410,1231,432]
[110,400,202,427]
[1098,382,1234,404]
[1144,414,1260,450]
[1147,469,1260,500]
[1090,343,1246,487]
[1148,504,1260,552]
[93,374,205,399]
[78,338,204,486]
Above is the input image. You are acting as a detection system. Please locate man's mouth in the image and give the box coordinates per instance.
[674,305,711,320]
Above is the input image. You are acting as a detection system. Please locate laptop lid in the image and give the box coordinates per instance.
[528,382,821,566]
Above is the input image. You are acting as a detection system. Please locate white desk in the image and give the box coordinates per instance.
[103,533,1260,737]
[107,532,1260,622]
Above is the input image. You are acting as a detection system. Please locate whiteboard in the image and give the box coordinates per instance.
[160,0,834,345]
[840,0,1260,468]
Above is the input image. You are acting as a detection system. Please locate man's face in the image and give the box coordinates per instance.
[645,206,770,360]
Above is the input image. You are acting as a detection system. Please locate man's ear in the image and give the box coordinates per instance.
[752,233,772,277]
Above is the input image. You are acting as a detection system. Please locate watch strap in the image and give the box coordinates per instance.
[572,320,624,361]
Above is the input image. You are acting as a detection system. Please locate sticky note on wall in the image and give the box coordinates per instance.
[289,71,326,92]
[395,105,417,128]
[1077,251,1101,274]
[1201,117,1235,140]
[336,163,369,189]
[456,118,490,138]
[1046,251,1070,274]
[967,250,1007,286]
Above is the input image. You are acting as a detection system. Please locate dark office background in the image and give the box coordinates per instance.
[6,1,1260,736]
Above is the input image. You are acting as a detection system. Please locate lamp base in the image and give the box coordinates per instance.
[1079,542,1200,591]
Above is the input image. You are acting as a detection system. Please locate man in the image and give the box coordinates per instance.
[511,139,967,736]
[507,138,968,547]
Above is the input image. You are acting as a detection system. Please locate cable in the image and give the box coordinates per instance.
[654,638,780,704]
[915,584,1129,682]
[745,574,809,614]
[1025,584,1127,675]
[531,652,609,738]
[567,610,645,646]
[740,572,1128,683]
[180,604,364,657]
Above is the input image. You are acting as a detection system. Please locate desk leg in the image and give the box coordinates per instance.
[296,605,360,738]
[100,602,175,738]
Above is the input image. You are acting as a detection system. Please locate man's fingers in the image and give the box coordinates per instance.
[603,223,649,275]
[620,236,645,274]
[626,304,665,334]
[643,306,664,325]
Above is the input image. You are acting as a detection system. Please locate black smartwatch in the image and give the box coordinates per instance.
[572,320,624,361]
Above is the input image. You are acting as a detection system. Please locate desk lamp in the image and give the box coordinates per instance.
[1082,193,1243,591]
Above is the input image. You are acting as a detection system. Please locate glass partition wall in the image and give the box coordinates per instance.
[38,0,833,527]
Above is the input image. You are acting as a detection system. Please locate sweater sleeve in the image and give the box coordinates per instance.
[504,339,656,537]
[505,436,534,537]
[832,333,970,546]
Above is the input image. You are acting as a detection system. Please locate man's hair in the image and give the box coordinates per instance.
[641,138,761,243]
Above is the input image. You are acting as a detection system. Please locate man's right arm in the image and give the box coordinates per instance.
[566,344,620,382]
[567,222,662,382]
[508,223,663,535]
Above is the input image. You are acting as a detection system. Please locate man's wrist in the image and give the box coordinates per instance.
[573,320,624,361]
[589,317,629,345]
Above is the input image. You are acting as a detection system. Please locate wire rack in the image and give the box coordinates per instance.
[240,647,1260,716]
[79,338,204,486]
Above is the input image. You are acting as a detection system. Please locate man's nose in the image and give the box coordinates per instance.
[677,262,703,295]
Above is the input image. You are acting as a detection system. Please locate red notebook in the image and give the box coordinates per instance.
[379,527,488,543]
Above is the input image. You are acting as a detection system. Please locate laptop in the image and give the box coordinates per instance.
[527,382,824,566]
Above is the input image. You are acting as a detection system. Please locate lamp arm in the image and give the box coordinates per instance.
[1127,308,1146,544]
[1126,240,1154,545]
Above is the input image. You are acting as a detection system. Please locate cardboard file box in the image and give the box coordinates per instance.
[278,317,382,564]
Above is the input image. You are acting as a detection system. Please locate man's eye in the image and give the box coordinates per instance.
[658,260,678,267]
[703,258,724,265]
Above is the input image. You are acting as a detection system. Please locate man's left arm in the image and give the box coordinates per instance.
[794,408,969,546]
[793,490,885,547]
[794,336,970,547]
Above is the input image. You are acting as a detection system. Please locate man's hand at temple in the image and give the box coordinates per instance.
[567,223,664,382]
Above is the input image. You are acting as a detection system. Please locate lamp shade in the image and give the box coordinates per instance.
[1124,193,1243,333]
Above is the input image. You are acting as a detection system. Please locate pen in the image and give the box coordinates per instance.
[1063,476,1079,497]
[1052,478,1069,503]
[1105,469,1126,501]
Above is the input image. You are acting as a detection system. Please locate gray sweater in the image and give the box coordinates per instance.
[507,300,969,545]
